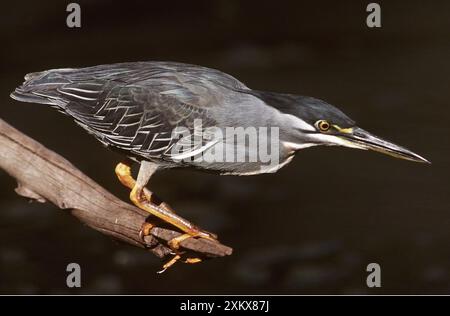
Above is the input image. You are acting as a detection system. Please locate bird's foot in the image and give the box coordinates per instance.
[160,229,217,272]
[117,162,219,272]
[138,222,215,273]
[138,222,217,246]
[167,228,218,250]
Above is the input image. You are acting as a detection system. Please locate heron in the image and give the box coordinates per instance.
[10,61,429,271]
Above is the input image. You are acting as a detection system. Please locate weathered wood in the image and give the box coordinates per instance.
[0,118,232,262]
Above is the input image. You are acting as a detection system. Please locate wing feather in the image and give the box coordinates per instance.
[14,61,240,163]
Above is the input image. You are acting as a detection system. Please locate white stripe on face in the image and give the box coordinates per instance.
[282,113,316,131]
[282,141,318,151]
[307,133,364,149]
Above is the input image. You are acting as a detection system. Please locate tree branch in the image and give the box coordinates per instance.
[0,118,232,261]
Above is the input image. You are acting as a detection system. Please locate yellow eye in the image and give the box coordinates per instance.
[316,120,331,132]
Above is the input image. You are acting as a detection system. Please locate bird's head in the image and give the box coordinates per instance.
[257,91,430,163]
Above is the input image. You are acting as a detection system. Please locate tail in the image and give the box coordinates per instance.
[10,69,74,107]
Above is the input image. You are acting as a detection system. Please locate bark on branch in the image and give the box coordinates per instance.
[0,118,232,261]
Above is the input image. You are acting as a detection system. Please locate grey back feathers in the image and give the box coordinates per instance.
[10,61,355,174]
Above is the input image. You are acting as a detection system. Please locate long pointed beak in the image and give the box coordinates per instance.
[341,127,430,164]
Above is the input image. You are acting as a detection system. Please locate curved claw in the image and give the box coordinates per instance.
[157,255,181,274]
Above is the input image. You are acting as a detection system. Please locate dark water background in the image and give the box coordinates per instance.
[0,0,449,294]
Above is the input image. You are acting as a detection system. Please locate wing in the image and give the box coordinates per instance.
[64,61,250,91]
[14,61,248,162]
[55,78,221,163]
[13,61,249,109]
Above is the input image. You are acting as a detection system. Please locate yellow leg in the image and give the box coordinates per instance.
[115,162,175,213]
[116,162,216,240]
[115,162,217,255]
[129,184,216,241]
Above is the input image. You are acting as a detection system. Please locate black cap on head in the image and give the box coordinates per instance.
[253,91,355,128]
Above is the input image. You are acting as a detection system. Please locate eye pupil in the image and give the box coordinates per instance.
[318,120,330,131]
